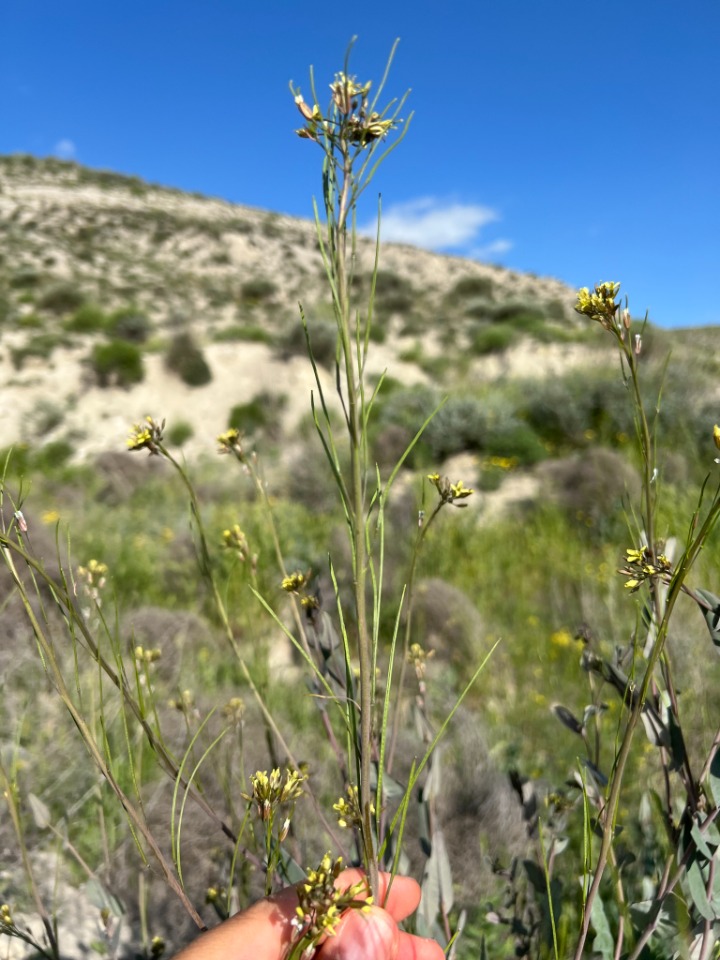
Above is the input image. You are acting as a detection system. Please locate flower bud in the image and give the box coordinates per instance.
[294,95,315,121]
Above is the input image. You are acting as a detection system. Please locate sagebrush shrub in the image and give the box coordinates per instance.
[90,339,144,387]
[65,302,107,333]
[164,332,212,386]
[38,282,85,315]
[108,306,152,343]
[239,277,277,305]
[282,317,337,368]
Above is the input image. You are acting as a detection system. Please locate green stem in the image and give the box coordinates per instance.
[574,328,713,957]
[333,145,376,894]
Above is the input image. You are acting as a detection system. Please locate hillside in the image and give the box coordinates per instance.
[0,153,601,462]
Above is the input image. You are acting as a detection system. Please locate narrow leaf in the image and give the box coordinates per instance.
[28,792,51,829]
[551,703,583,735]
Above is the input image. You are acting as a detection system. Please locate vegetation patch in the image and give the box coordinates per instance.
[164,331,212,386]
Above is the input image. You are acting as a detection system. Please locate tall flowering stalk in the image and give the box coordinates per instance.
[571,284,720,958]
[290,41,410,895]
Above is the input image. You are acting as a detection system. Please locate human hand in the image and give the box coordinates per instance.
[172,870,445,960]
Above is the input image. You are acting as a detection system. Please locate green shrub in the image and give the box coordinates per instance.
[166,420,194,446]
[108,307,152,343]
[448,275,495,301]
[228,392,287,438]
[0,443,31,477]
[544,298,568,321]
[91,340,145,387]
[32,440,74,473]
[462,297,495,320]
[65,303,108,333]
[10,267,42,289]
[23,398,65,436]
[374,387,546,467]
[283,318,337,368]
[371,270,416,315]
[538,446,640,536]
[470,324,517,355]
[259,214,282,238]
[239,278,277,306]
[17,313,45,329]
[490,301,547,326]
[367,323,387,343]
[519,370,625,449]
[164,332,212,386]
[213,324,273,344]
[10,333,66,370]
[0,292,12,325]
[38,282,86,315]
[485,422,547,464]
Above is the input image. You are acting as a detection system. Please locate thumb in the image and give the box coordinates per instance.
[319,905,398,960]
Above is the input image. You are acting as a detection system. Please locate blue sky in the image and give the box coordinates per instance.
[1,0,718,327]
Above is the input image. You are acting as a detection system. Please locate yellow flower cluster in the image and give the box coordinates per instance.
[242,768,306,822]
[332,784,371,829]
[427,473,474,507]
[78,558,108,586]
[149,936,165,958]
[222,697,245,724]
[282,571,307,593]
[293,854,370,946]
[217,428,245,459]
[222,524,251,560]
[408,642,435,679]
[134,645,162,664]
[168,689,195,713]
[575,282,621,331]
[127,416,165,454]
[620,545,673,592]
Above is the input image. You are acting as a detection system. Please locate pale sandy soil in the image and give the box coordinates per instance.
[0,162,595,464]
[1,336,599,463]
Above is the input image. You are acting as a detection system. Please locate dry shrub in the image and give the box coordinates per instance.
[537,447,640,532]
[120,606,215,686]
[410,578,483,665]
[436,717,530,908]
[94,450,169,504]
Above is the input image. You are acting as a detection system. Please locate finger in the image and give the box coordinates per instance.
[171,886,298,960]
[396,929,447,960]
[318,905,446,960]
[335,870,421,922]
[318,905,397,960]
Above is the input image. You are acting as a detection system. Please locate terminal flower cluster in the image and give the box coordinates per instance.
[408,641,435,680]
[575,282,621,331]
[242,767,306,823]
[427,473,474,507]
[127,416,165,454]
[620,545,673,592]
[217,428,246,460]
[292,71,398,148]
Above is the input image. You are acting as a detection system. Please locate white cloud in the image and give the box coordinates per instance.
[469,238,514,259]
[363,197,499,250]
[53,138,76,159]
